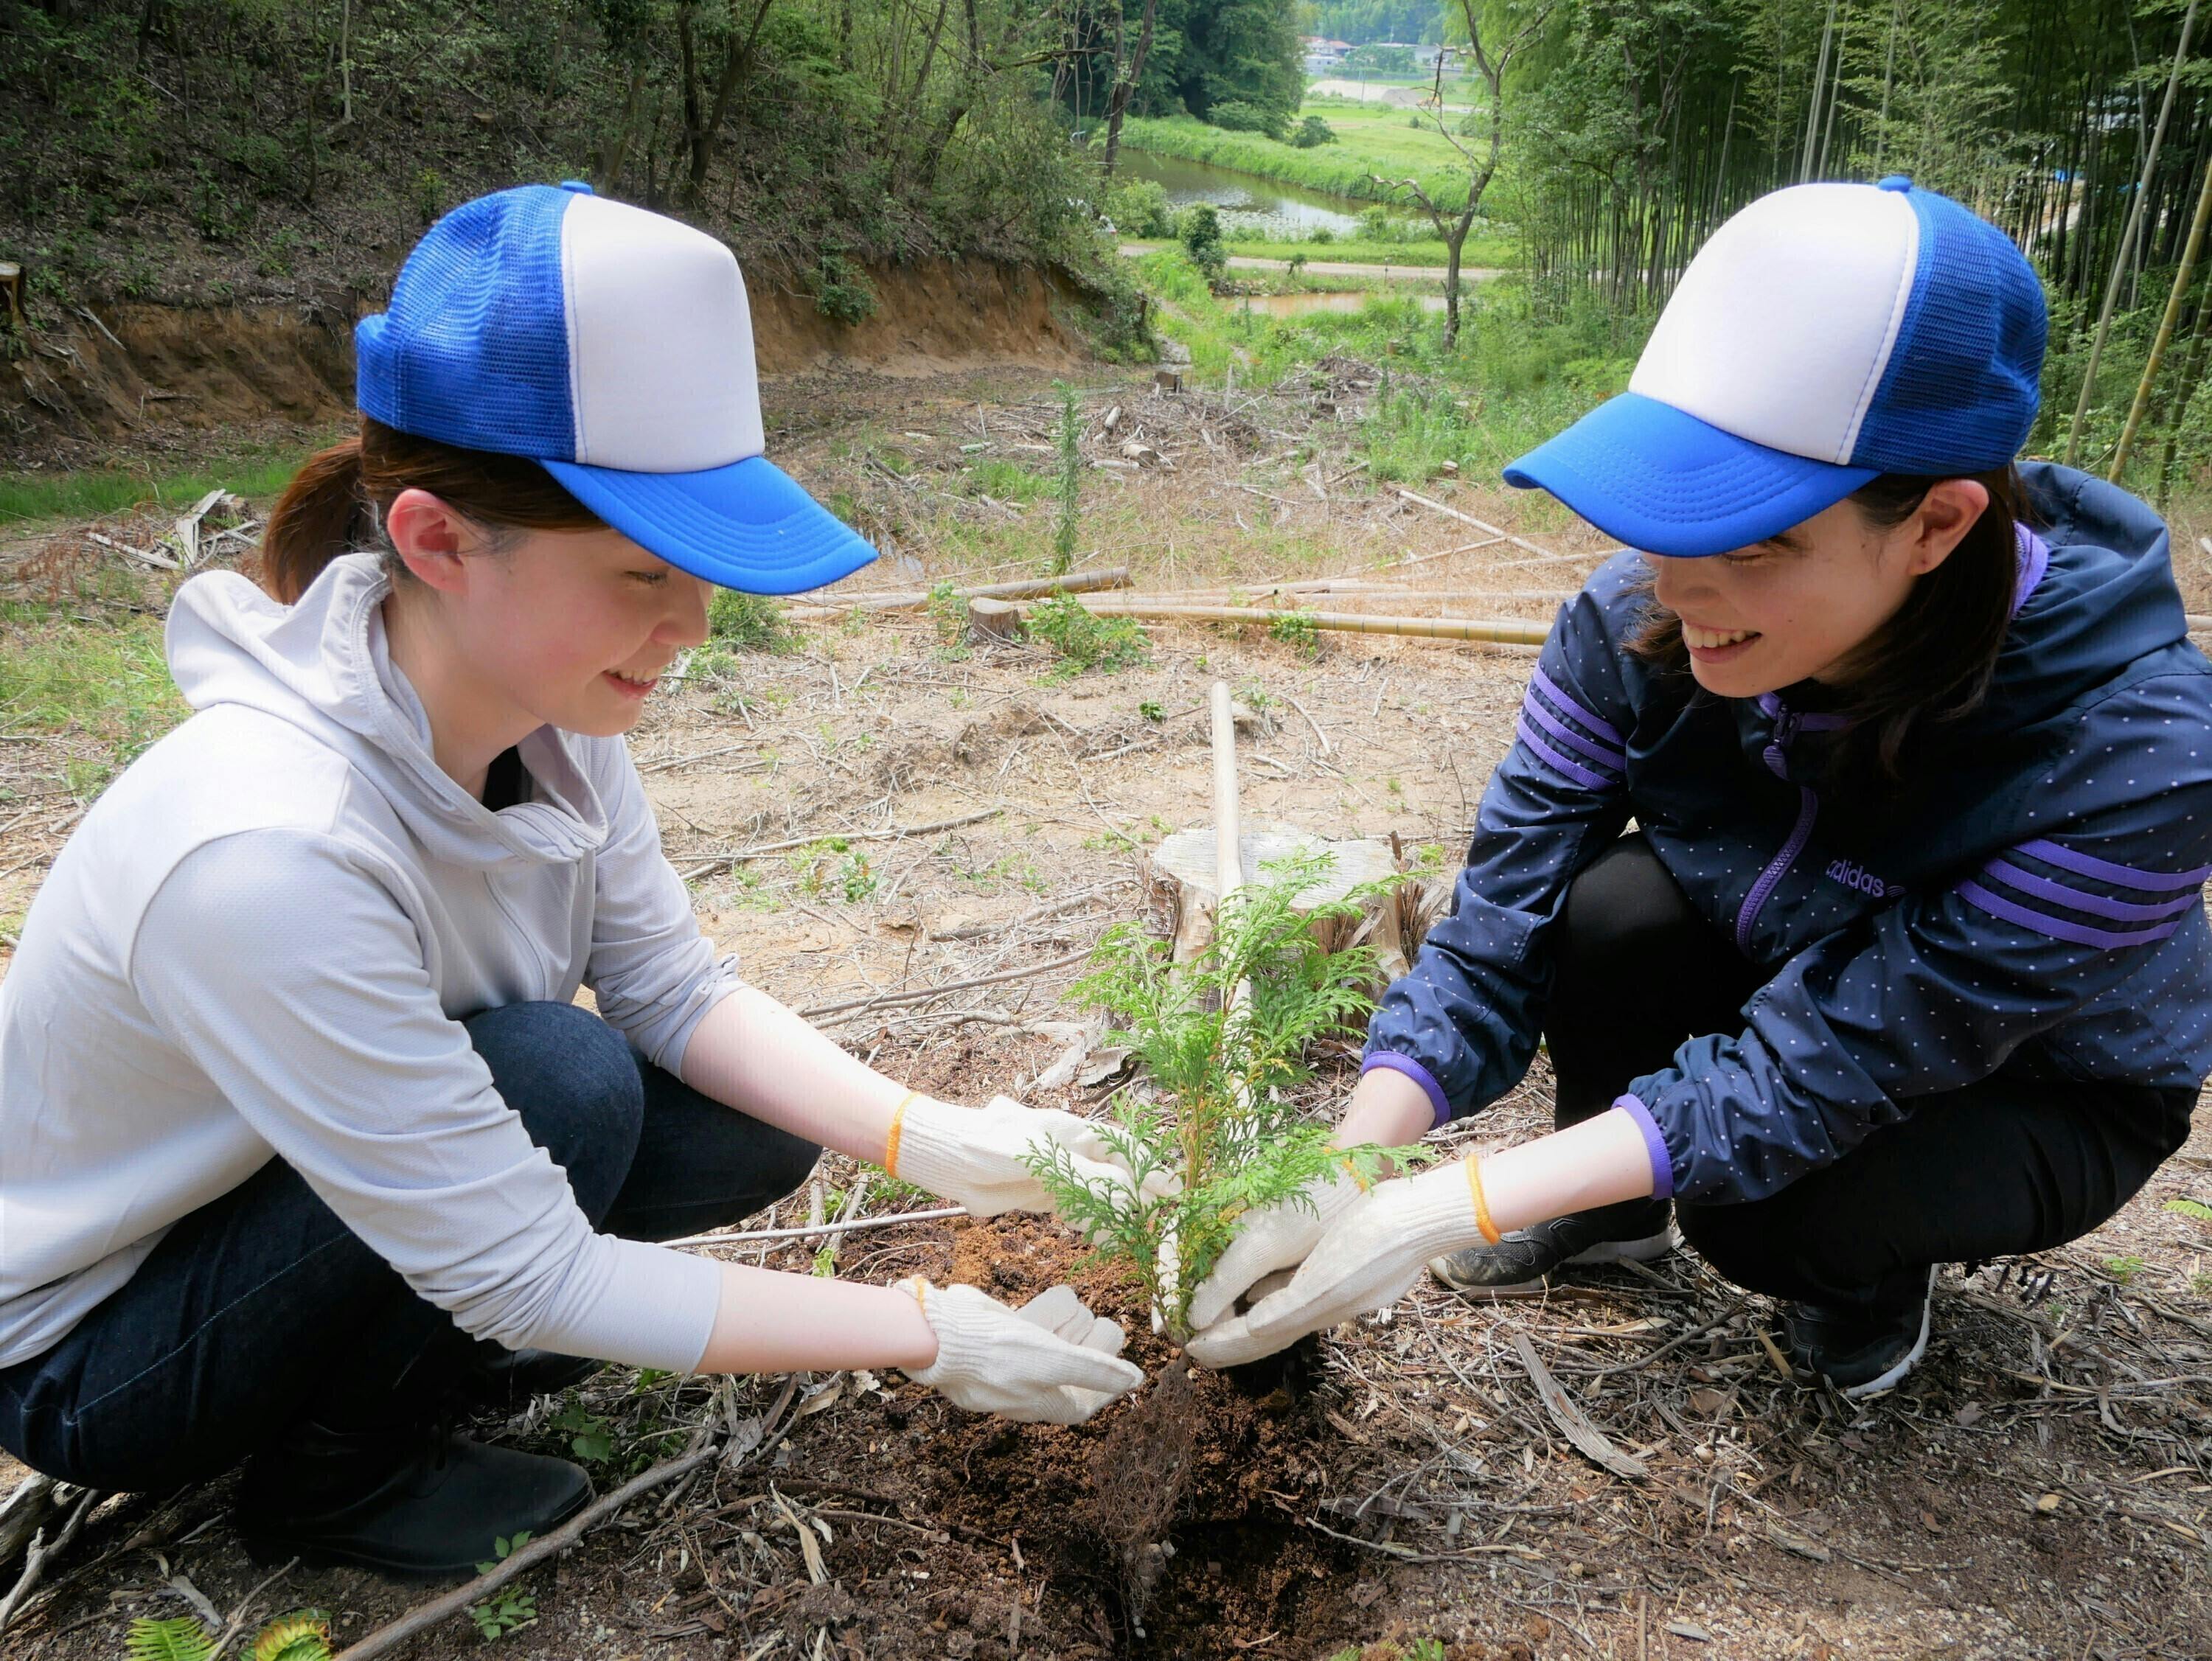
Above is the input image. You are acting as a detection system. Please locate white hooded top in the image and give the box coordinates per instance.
[0,553,730,1372]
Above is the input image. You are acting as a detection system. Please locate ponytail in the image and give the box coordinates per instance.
[260,417,606,604]
[262,436,375,603]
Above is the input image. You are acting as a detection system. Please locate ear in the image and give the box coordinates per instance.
[1903,478,1992,577]
[385,488,475,595]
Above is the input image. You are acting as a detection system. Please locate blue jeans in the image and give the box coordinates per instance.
[0,1002,819,1490]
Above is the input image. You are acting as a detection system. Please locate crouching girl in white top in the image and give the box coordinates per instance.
[0,182,1141,1576]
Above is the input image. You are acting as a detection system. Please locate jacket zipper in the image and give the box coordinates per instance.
[1734,705,1819,955]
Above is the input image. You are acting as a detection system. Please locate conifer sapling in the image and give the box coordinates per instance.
[1024,854,1425,1340]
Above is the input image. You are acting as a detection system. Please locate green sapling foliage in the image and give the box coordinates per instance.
[1025,854,1422,1340]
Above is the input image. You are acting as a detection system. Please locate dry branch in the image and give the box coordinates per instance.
[1388,487,1601,565]
[0,1484,100,1634]
[676,807,1004,881]
[796,947,1092,1020]
[330,1444,723,1660]
[662,1204,968,1251]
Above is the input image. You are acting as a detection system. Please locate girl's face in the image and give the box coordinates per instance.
[386,490,712,743]
[1646,480,1988,698]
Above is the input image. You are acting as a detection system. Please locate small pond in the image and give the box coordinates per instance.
[1116,149,1421,240]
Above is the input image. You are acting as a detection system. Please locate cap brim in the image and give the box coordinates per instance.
[541,454,877,595]
[1503,391,1877,558]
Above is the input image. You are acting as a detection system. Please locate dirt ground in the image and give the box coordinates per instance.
[2,364,2211,1659]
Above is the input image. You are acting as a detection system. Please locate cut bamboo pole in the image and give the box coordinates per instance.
[2111,149,2212,482]
[787,565,1131,618]
[1021,599,1551,647]
[1102,587,1575,609]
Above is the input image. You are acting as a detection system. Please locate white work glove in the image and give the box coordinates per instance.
[1182,1164,1369,1333]
[891,1094,1161,1224]
[894,1279,1144,1424]
[1184,1161,1479,1369]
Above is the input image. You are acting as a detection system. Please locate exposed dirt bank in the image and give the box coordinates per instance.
[1,259,1089,472]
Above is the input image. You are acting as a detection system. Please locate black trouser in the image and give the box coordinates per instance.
[0,1001,821,1491]
[1543,836,2197,1310]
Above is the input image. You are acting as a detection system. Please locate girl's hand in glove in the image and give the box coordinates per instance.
[1181,1164,1368,1333]
[894,1278,1144,1424]
[1184,1161,1479,1369]
[889,1094,1163,1224]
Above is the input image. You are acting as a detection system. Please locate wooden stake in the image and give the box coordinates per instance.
[1210,680,1245,903]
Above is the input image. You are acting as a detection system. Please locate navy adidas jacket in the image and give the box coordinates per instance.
[1363,463,2212,1205]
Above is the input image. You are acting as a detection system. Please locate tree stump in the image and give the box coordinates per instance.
[964,595,1023,646]
[1144,821,1435,976]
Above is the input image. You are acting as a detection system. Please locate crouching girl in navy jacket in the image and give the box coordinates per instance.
[1184,177,2212,1398]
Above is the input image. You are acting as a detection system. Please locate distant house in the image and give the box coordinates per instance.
[1303,35,1350,74]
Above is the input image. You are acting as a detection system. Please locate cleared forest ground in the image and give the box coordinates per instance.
[1,364,2210,1660]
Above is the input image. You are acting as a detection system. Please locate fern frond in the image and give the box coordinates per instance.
[125,1616,215,1661]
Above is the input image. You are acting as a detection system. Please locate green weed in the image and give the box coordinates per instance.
[709,590,796,653]
[965,457,1047,503]
[469,1533,538,1640]
[2104,1254,2147,1285]
[1026,594,1148,676]
[0,602,189,789]
[1054,381,1083,571]
[552,1399,615,1464]
[1267,610,1321,658]
[2164,1197,2212,1222]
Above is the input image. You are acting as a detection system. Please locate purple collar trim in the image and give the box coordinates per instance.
[2011,523,2049,619]
[1755,691,1850,731]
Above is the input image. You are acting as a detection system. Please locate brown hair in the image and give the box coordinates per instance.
[1627,465,2031,790]
[260,416,605,604]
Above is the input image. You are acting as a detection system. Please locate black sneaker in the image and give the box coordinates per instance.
[1778,1267,1936,1399]
[236,1415,593,1578]
[1428,1197,1676,1298]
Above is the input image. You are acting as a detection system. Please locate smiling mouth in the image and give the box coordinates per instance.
[605,667,662,694]
[1682,624,1760,650]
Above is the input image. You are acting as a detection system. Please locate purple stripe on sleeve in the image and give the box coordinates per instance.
[1520,692,1627,771]
[1959,880,2187,950]
[1362,1051,1453,1129]
[1528,664,1623,747]
[1515,717,1617,792]
[2011,524,2050,619]
[1610,1093,1674,1202]
[2015,837,2212,892]
[1982,857,2203,924]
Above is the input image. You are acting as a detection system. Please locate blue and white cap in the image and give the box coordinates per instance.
[1505,177,2048,558]
[355,181,874,594]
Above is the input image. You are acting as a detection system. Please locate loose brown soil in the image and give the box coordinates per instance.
[2,363,2210,1659]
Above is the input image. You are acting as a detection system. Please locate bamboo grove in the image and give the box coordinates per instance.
[1501,0,2212,497]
